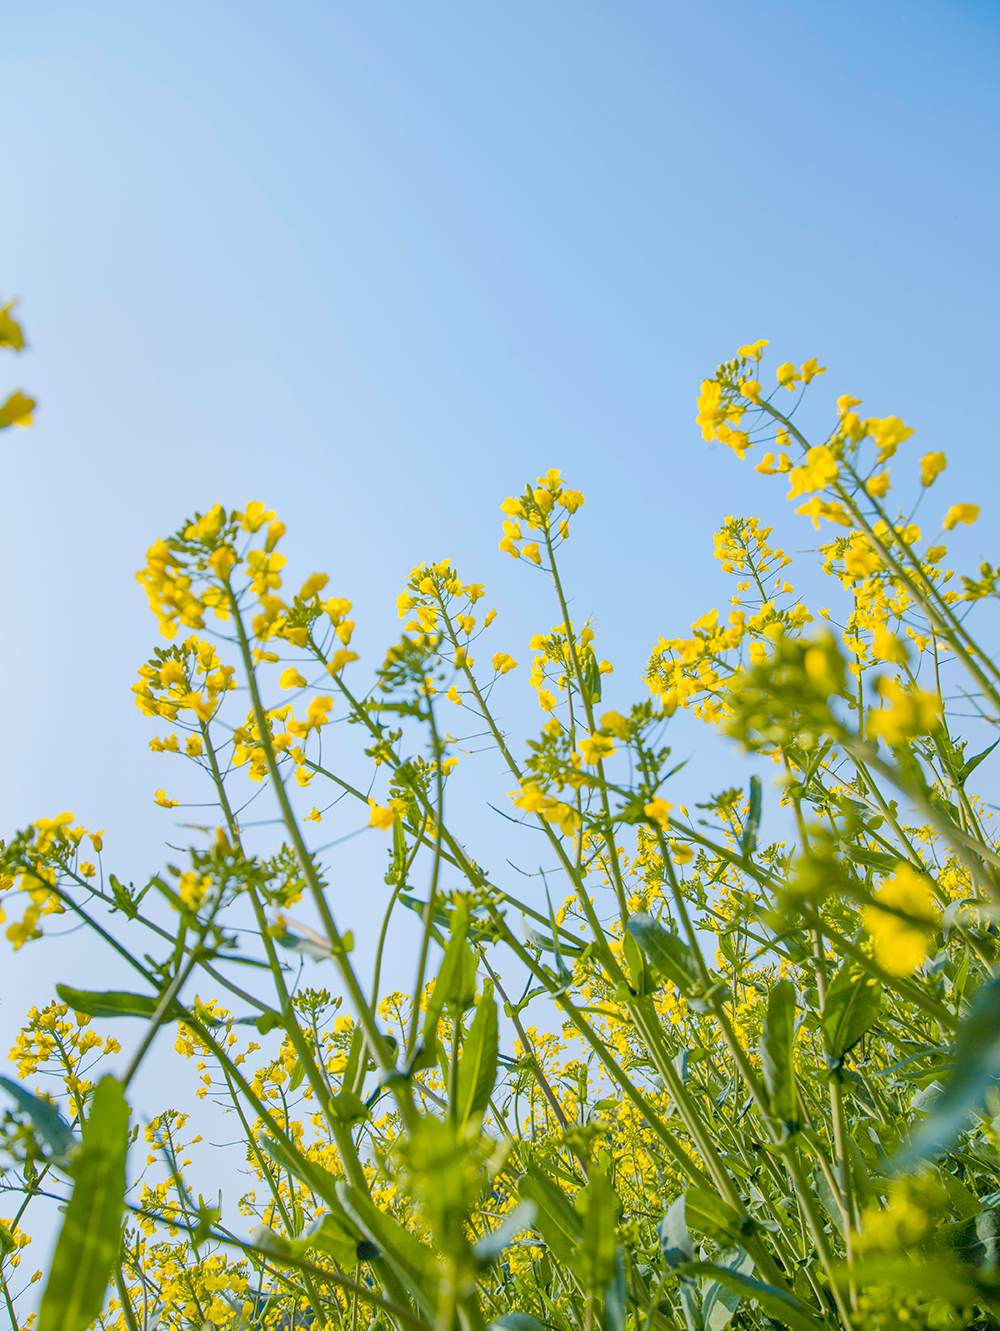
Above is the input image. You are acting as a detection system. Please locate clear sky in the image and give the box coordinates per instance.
[2,0,999,1241]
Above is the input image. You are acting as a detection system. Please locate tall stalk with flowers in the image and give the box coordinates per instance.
[5,339,1000,1331]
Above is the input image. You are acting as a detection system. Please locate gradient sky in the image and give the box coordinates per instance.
[2,0,999,1254]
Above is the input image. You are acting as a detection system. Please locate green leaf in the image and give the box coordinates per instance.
[490,1318,547,1331]
[678,1263,824,1331]
[455,980,498,1127]
[822,963,882,1063]
[38,1076,128,1331]
[894,977,1000,1171]
[520,918,587,957]
[658,1195,694,1269]
[517,1163,582,1268]
[742,775,762,856]
[683,1189,746,1248]
[700,1248,755,1331]
[263,1135,344,1211]
[0,1077,77,1158]
[336,1180,438,1315]
[602,1249,626,1331]
[422,911,476,1062]
[473,1201,537,1265]
[55,985,176,1021]
[255,1009,286,1035]
[942,1209,1000,1270]
[295,1213,362,1269]
[626,913,698,994]
[575,1169,620,1291]
[960,739,999,784]
[759,980,801,1129]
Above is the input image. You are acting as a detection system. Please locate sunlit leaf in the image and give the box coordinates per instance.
[38,1077,128,1331]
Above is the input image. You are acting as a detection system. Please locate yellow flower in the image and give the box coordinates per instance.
[943,503,979,530]
[863,864,937,976]
[185,736,203,757]
[446,685,462,705]
[740,379,762,403]
[305,808,322,823]
[669,840,693,865]
[153,790,179,808]
[795,497,851,529]
[787,445,838,498]
[522,543,542,564]
[643,798,673,828]
[601,710,630,740]
[717,422,751,458]
[868,677,941,746]
[241,501,276,533]
[368,799,394,830]
[737,339,768,361]
[327,649,359,674]
[492,652,518,674]
[920,452,946,487]
[579,735,615,764]
[326,596,353,622]
[776,362,801,391]
[279,668,307,690]
[870,626,907,664]
[869,416,914,462]
[843,534,881,580]
[537,689,557,712]
[865,471,891,498]
[800,357,826,384]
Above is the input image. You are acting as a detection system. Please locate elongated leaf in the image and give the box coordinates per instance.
[626,914,698,994]
[941,1209,1000,1270]
[678,1263,824,1331]
[55,984,270,1031]
[455,980,498,1127]
[822,964,882,1063]
[490,1318,547,1331]
[517,1164,582,1267]
[0,1077,77,1158]
[961,739,999,784]
[263,1135,344,1210]
[602,1249,626,1331]
[760,980,801,1129]
[421,913,476,1062]
[701,1247,755,1331]
[38,1077,128,1331]
[521,919,586,957]
[473,1201,537,1264]
[55,986,174,1021]
[742,775,762,855]
[894,977,1000,1171]
[683,1189,746,1248]
[575,1169,620,1291]
[296,1213,362,1268]
[659,1195,694,1269]
[336,1180,439,1315]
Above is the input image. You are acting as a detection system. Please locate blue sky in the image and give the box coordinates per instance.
[2,0,999,1243]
